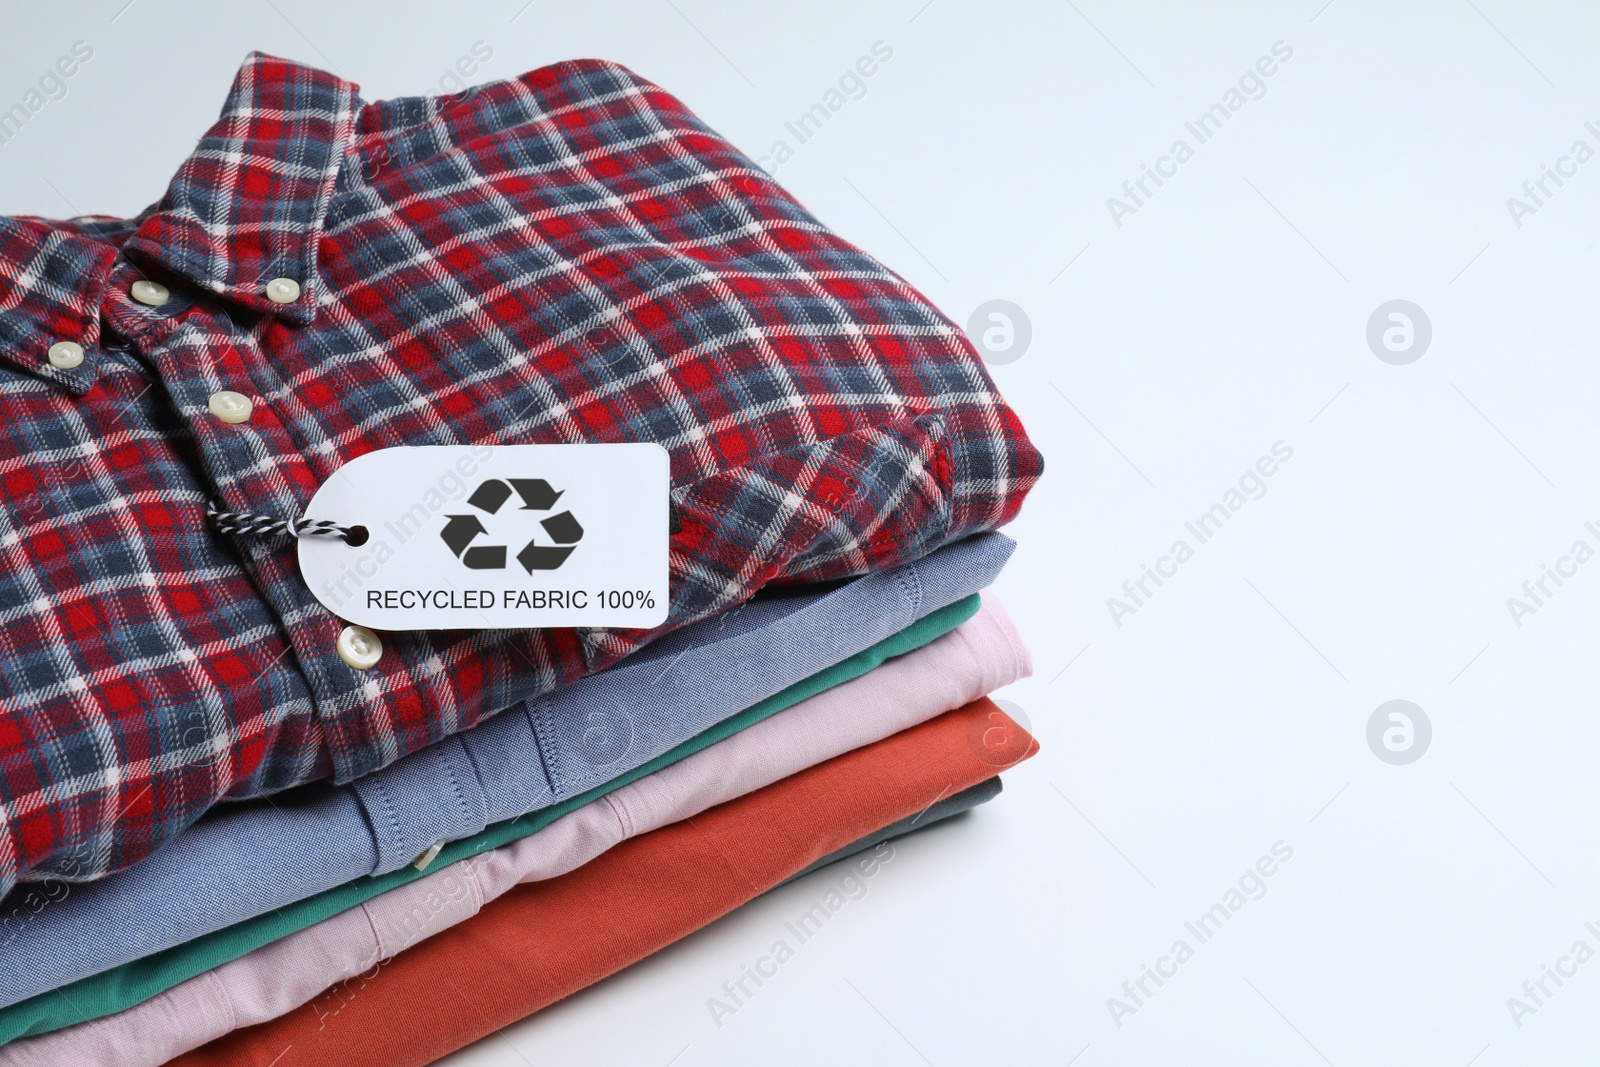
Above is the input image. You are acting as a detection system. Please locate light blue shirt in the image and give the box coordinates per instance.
[0,534,1012,1009]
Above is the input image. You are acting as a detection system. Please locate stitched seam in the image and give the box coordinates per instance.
[365,776,403,870]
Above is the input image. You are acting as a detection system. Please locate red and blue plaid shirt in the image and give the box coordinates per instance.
[0,54,1041,894]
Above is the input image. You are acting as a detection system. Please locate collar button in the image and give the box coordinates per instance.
[264,277,301,304]
[47,341,85,369]
[131,280,171,307]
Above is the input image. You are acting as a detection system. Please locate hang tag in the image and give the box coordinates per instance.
[299,444,670,630]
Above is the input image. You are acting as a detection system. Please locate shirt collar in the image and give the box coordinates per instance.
[123,52,360,326]
[0,53,359,392]
[0,218,117,393]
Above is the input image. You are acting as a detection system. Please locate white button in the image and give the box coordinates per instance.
[207,390,254,424]
[130,280,170,307]
[47,341,84,369]
[264,277,301,304]
[412,842,445,871]
[337,625,383,670]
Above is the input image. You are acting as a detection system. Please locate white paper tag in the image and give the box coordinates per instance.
[299,444,670,630]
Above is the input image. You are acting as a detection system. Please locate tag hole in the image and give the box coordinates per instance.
[344,525,371,547]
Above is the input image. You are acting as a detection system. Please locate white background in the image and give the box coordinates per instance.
[3,2,1598,1064]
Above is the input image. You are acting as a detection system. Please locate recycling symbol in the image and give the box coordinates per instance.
[440,479,584,571]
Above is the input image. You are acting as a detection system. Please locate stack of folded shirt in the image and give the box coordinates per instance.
[0,54,1042,1066]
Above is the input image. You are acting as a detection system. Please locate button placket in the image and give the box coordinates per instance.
[146,311,382,726]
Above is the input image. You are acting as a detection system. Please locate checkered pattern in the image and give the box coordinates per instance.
[0,54,1041,895]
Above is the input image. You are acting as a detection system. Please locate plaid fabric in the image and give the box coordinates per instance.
[0,54,1041,895]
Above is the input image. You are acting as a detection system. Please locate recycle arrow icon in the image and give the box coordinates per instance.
[440,514,486,556]
[466,480,513,514]
[440,478,585,572]
[440,514,506,570]
[508,479,563,511]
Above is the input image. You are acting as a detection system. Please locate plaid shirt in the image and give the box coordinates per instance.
[0,54,1041,895]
